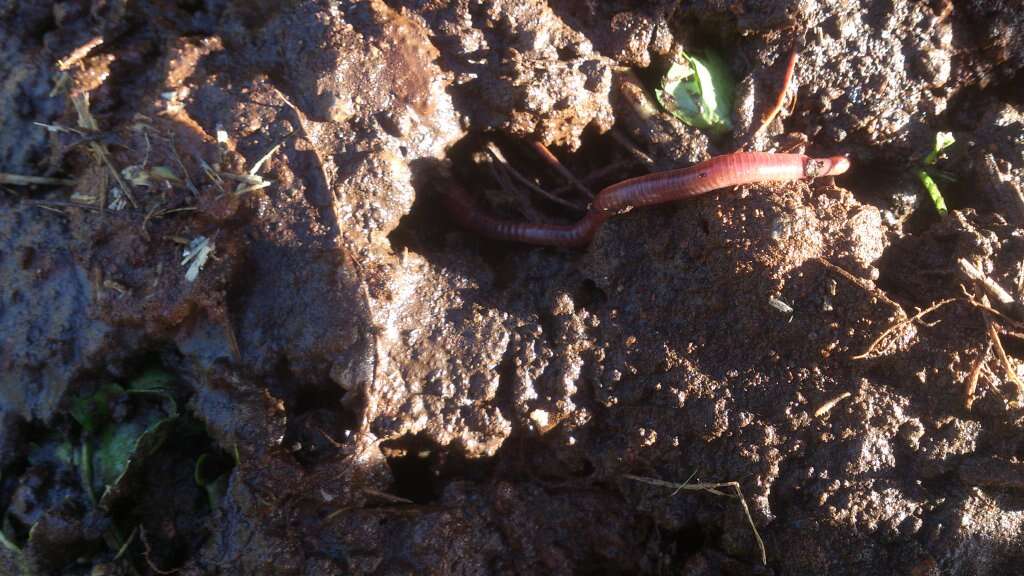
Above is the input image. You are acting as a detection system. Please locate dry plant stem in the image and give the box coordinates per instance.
[754,48,799,137]
[815,258,903,313]
[529,140,594,199]
[57,36,104,70]
[960,284,1024,330]
[982,294,1024,406]
[549,161,635,197]
[363,488,414,505]
[958,258,1024,320]
[72,94,139,209]
[485,142,585,211]
[610,129,656,168]
[852,298,956,360]
[965,342,992,411]
[623,474,767,565]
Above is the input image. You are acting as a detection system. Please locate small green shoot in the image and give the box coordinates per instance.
[925,131,956,166]
[917,131,955,215]
[916,170,947,216]
[655,50,734,136]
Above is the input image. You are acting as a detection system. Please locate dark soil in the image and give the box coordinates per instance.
[2,0,1024,574]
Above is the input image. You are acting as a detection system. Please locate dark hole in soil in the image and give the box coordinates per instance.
[671,523,709,559]
[270,358,361,467]
[394,140,576,286]
[837,158,907,211]
[490,434,595,483]
[574,278,607,312]
[380,434,443,503]
[380,434,495,504]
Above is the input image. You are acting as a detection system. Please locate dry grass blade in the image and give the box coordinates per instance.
[71,93,138,209]
[624,474,767,565]
[965,342,992,411]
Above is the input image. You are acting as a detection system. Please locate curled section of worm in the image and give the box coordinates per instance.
[440,151,850,248]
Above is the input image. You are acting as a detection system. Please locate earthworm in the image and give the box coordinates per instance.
[440,151,850,248]
[754,48,799,137]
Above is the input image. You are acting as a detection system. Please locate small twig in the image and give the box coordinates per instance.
[852,298,956,360]
[753,48,799,137]
[168,134,198,195]
[57,36,104,70]
[982,294,1024,407]
[363,488,414,505]
[485,143,585,211]
[528,140,594,199]
[965,342,992,411]
[814,391,852,417]
[113,526,138,561]
[72,93,138,210]
[960,284,1024,330]
[223,313,241,363]
[34,121,86,136]
[97,146,138,209]
[549,160,636,198]
[610,129,656,169]
[815,258,903,313]
[139,526,179,574]
[199,159,226,195]
[958,258,1024,320]
[0,173,75,186]
[624,474,767,565]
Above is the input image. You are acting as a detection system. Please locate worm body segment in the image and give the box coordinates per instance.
[442,151,849,248]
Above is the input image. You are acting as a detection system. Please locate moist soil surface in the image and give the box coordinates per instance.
[3,1,1024,574]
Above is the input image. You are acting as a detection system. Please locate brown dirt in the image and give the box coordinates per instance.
[2,0,1024,574]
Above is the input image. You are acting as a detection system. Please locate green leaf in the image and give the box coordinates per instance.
[925,131,955,165]
[69,375,180,509]
[69,384,125,434]
[96,415,177,509]
[128,369,175,393]
[655,50,734,135]
[917,169,948,215]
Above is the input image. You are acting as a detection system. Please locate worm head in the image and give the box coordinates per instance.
[805,156,850,178]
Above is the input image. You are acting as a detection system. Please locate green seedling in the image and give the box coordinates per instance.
[917,131,955,215]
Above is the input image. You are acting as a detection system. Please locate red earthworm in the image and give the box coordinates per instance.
[754,48,800,137]
[440,151,850,248]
